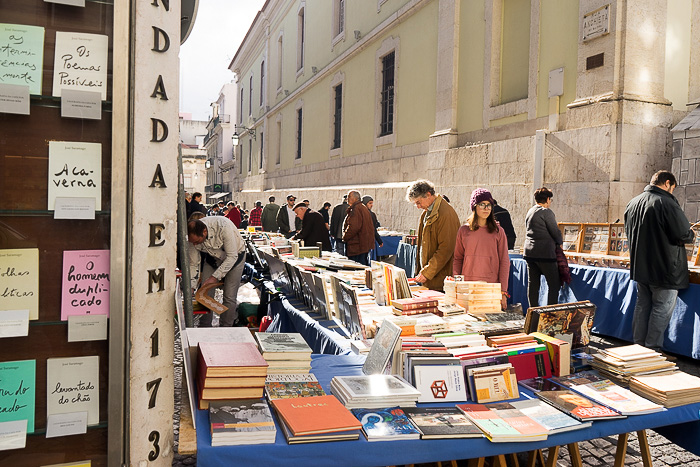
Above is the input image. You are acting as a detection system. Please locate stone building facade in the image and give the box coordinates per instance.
[225,0,699,243]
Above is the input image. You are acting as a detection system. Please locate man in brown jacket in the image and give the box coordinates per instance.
[342,190,375,266]
[407,180,461,291]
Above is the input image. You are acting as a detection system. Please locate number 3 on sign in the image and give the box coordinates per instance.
[148,430,160,461]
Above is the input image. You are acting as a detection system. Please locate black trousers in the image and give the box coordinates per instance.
[526,259,560,307]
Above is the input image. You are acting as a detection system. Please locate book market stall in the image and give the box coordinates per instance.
[180,231,700,466]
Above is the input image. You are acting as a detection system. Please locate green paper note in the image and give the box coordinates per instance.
[0,360,36,433]
[0,24,46,95]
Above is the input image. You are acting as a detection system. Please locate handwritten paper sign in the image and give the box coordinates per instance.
[53,32,108,100]
[0,249,39,321]
[0,23,45,95]
[47,356,99,426]
[0,420,27,451]
[0,360,36,433]
[61,250,109,320]
[0,309,29,338]
[48,141,102,211]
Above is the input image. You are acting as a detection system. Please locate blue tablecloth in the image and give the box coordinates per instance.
[196,354,700,466]
[395,241,417,277]
[370,235,402,260]
[509,257,700,359]
[266,295,351,356]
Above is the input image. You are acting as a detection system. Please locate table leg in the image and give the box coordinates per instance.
[637,430,653,467]
[567,442,583,467]
[526,451,538,467]
[493,455,508,467]
[509,452,520,467]
[545,446,560,467]
[467,458,485,467]
[614,432,630,467]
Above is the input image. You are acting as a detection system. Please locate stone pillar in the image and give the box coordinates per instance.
[128,0,179,464]
[429,0,460,152]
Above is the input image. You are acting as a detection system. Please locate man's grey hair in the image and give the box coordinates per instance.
[406,180,435,201]
[348,190,361,202]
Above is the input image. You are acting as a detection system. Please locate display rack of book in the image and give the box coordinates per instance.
[0,2,116,464]
[558,223,583,252]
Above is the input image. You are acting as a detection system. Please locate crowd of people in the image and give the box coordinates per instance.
[184,170,695,354]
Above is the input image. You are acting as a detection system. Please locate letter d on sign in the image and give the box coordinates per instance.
[151,118,169,143]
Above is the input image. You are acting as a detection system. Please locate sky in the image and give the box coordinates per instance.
[179,0,266,121]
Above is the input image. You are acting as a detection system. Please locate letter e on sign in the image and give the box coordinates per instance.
[149,223,165,247]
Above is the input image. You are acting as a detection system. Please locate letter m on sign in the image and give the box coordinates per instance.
[147,268,165,293]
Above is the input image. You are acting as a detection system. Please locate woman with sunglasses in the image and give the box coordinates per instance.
[453,188,510,309]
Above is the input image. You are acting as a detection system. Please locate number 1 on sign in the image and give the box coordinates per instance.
[150,328,159,357]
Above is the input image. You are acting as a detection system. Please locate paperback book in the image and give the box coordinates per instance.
[510,399,591,434]
[209,399,276,446]
[402,407,483,439]
[412,364,468,403]
[456,403,548,442]
[351,406,421,441]
[536,390,626,421]
[265,374,326,400]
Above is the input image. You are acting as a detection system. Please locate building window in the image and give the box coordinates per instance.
[259,132,264,170]
[297,7,305,72]
[276,116,282,165]
[249,75,253,116]
[500,0,530,104]
[239,88,244,123]
[183,173,192,190]
[332,83,342,149]
[260,61,265,107]
[296,108,303,159]
[248,140,252,173]
[277,35,284,91]
[379,51,395,137]
[333,0,345,41]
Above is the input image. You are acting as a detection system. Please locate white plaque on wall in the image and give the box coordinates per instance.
[582,4,610,42]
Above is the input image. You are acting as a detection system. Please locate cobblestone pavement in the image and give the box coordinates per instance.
[172,328,700,467]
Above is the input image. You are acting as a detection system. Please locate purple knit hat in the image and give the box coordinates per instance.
[470,188,493,211]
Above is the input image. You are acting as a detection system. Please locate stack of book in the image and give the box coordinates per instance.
[391,297,439,316]
[591,344,677,384]
[351,406,421,441]
[209,399,277,446]
[330,374,421,408]
[264,373,326,400]
[457,402,549,442]
[529,332,571,377]
[552,370,663,415]
[488,334,552,381]
[197,342,269,410]
[402,407,484,439]
[465,363,520,402]
[434,331,487,349]
[255,332,312,374]
[630,371,700,408]
[270,394,362,444]
[444,280,502,315]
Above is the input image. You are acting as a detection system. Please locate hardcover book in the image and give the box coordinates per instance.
[270,395,361,435]
[254,332,312,359]
[467,364,519,402]
[265,374,326,399]
[517,377,561,393]
[391,298,439,310]
[536,389,626,421]
[529,332,571,377]
[351,406,421,441]
[413,364,468,403]
[507,349,552,381]
[402,407,483,439]
[209,399,276,446]
[524,301,596,350]
[363,320,402,375]
[198,342,268,378]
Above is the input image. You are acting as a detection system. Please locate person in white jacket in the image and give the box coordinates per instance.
[187,216,246,327]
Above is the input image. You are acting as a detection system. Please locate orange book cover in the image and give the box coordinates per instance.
[271,395,362,435]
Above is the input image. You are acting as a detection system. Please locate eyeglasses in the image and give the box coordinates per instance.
[476,203,492,209]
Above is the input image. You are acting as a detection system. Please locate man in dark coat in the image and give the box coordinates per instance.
[276,194,302,238]
[292,203,332,251]
[342,191,375,266]
[624,170,695,351]
[492,199,517,250]
[188,192,207,219]
[330,195,349,255]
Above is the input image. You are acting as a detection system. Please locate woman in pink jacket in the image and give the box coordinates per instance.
[453,188,511,309]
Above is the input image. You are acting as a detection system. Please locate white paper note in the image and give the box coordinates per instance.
[0,84,30,115]
[0,420,27,451]
[61,89,101,120]
[0,309,29,338]
[45,411,88,438]
[52,32,108,100]
[53,197,96,220]
[67,314,107,342]
[44,0,86,6]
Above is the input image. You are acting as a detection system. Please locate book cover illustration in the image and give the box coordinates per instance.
[510,399,590,434]
[209,399,275,432]
[532,304,596,349]
[255,332,311,355]
[265,380,326,399]
[536,390,625,421]
[402,407,482,438]
[362,320,402,375]
[413,365,467,402]
[351,406,421,440]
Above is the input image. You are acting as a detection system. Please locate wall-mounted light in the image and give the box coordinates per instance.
[312,66,318,74]
[354,30,361,41]
[231,124,256,146]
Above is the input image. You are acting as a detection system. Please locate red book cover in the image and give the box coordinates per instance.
[271,395,362,435]
[400,307,439,316]
[198,342,268,378]
[507,350,552,380]
[391,298,439,310]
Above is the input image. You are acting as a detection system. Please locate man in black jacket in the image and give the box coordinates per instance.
[330,195,349,255]
[624,170,695,351]
[492,199,517,250]
[292,203,332,251]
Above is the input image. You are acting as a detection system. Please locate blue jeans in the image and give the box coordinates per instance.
[333,239,346,256]
[632,283,678,351]
[348,252,369,266]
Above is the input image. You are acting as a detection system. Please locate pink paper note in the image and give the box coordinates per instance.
[61,250,110,320]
